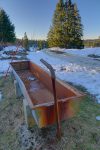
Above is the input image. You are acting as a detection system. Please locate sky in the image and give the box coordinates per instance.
[0,0,100,40]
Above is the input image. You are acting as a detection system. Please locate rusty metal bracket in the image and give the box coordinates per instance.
[40,59,61,139]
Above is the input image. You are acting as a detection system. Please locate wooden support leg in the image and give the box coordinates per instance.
[11,71,15,82]
[23,98,36,129]
[14,80,22,98]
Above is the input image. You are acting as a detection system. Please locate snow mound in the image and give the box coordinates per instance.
[0,60,11,74]
[0,53,10,59]
[29,47,36,52]
[64,47,100,56]
[48,47,65,51]
[3,46,25,52]
[48,47,100,57]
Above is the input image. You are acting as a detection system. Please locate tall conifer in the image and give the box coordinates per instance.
[48,0,84,49]
[0,8,16,44]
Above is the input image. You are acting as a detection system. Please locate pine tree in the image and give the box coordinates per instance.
[0,8,16,44]
[65,1,84,48]
[23,32,29,50]
[48,0,67,48]
[48,0,84,49]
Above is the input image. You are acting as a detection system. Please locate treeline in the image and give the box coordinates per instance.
[84,38,100,47]
[28,40,48,50]
[16,37,48,50]
[1,5,100,50]
[0,8,48,50]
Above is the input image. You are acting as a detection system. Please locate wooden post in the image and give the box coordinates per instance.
[11,71,15,82]
[23,98,36,129]
[14,80,23,98]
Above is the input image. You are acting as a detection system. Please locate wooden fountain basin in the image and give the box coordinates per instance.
[10,61,84,128]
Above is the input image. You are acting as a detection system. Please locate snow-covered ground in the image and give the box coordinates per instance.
[0,46,100,104]
[3,45,25,52]
[65,47,100,57]
[0,60,11,75]
[0,46,25,59]
[0,46,27,75]
[49,47,100,57]
[0,53,10,59]
[27,50,100,104]
[29,47,37,52]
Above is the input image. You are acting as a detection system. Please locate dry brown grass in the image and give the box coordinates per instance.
[0,76,24,150]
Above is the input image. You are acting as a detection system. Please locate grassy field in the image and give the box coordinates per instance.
[0,75,100,150]
[0,76,24,150]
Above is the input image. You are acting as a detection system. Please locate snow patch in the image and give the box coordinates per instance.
[48,47,100,57]
[96,116,100,121]
[27,50,100,103]
[3,46,25,52]
[0,53,11,59]
[0,60,11,74]
[64,47,100,57]
[29,47,36,52]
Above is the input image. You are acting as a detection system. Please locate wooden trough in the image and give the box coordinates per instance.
[10,60,84,131]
